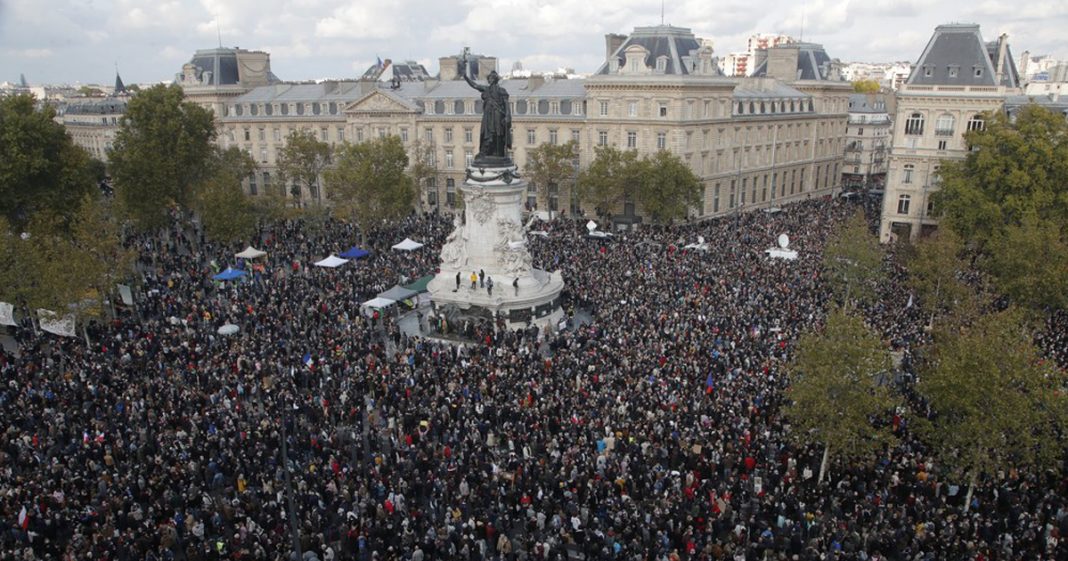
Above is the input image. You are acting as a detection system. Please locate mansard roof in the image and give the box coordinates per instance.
[907,24,1019,88]
[594,25,721,77]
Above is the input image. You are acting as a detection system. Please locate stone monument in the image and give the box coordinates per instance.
[427,50,564,328]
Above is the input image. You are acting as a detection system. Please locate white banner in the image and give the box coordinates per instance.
[0,302,15,327]
[37,309,77,337]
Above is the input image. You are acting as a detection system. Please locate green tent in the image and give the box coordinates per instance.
[403,274,434,294]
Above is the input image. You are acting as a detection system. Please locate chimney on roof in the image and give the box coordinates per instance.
[605,34,627,63]
[766,45,799,82]
[995,33,1009,85]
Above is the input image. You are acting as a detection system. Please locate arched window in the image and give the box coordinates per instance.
[312,103,321,115]
[967,114,985,132]
[515,100,527,115]
[249,104,258,116]
[454,100,465,114]
[434,101,445,114]
[538,100,550,115]
[905,113,924,135]
[935,114,955,136]
[264,104,273,116]
[560,100,572,115]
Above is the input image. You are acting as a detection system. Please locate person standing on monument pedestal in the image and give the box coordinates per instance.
[487,277,494,296]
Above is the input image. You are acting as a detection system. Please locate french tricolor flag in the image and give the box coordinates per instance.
[18,506,28,530]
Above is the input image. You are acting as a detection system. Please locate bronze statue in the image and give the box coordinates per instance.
[462,52,512,166]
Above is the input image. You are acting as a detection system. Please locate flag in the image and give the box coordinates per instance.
[18,506,28,530]
[302,353,314,370]
[906,293,914,309]
[705,372,715,394]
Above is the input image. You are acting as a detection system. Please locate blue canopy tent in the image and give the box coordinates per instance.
[213,267,247,281]
[339,247,370,260]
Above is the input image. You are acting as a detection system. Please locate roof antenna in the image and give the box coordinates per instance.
[799,1,805,41]
[216,18,223,48]
[660,0,665,25]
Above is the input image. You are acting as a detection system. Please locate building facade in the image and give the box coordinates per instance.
[212,25,849,224]
[841,93,891,190]
[879,24,1020,242]
[59,75,129,163]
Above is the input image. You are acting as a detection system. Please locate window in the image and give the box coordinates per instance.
[903,164,914,184]
[445,151,454,169]
[248,173,257,195]
[948,66,959,78]
[273,128,281,142]
[935,114,955,136]
[464,128,473,143]
[729,180,736,208]
[446,178,456,206]
[713,183,720,213]
[741,178,747,205]
[425,128,433,143]
[598,131,608,146]
[626,131,637,148]
[400,128,408,143]
[337,128,345,143]
[656,57,667,72]
[296,104,304,116]
[258,129,266,142]
[329,102,337,115]
[445,128,453,143]
[465,151,473,167]
[572,129,581,143]
[265,104,273,116]
[454,100,465,114]
[356,128,364,143]
[628,102,638,117]
[967,115,985,132]
[548,182,559,212]
[426,181,438,206]
[259,147,268,163]
[599,100,609,116]
[321,128,329,141]
[527,129,536,145]
[312,103,321,115]
[656,132,667,150]
[262,172,270,193]
[937,140,947,151]
[527,182,537,209]
[897,194,911,215]
[923,66,933,77]
[549,129,558,145]
[974,67,983,78]
[658,104,667,117]
[250,104,258,116]
[280,104,288,116]
[905,113,924,135]
[244,129,250,141]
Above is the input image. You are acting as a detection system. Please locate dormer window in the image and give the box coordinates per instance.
[948,66,959,78]
[924,66,933,77]
[655,56,668,73]
[974,67,983,77]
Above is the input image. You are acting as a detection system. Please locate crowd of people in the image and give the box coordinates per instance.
[1,196,1066,561]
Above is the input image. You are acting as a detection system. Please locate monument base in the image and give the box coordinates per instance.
[428,269,564,329]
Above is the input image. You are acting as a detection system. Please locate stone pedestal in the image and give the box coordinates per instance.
[428,163,565,328]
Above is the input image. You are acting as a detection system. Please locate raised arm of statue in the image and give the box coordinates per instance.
[462,69,485,92]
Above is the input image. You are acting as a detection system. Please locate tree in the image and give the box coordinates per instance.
[0,94,97,227]
[68,195,135,318]
[934,105,1068,245]
[276,130,332,204]
[196,175,257,244]
[525,141,577,219]
[325,135,415,240]
[918,308,1066,512]
[109,84,216,230]
[907,228,978,322]
[576,145,639,221]
[985,213,1068,310]
[633,150,703,224]
[852,80,881,93]
[933,105,1068,310]
[407,140,437,209]
[784,307,896,483]
[822,210,884,307]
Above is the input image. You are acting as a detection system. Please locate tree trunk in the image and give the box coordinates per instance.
[963,470,978,513]
[818,444,830,484]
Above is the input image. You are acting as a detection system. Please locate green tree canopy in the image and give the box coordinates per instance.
[276,130,332,203]
[0,94,97,227]
[525,141,577,219]
[407,139,437,207]
[918,307,1067,511]
[576,145,639,220]
[906,228,978,322]
[822,210,885,307]
[193,147,259,244]
[852,80,881,93]
[933,105,1068,310]
[325,135,415,238]
[109,84,216,230]
[784,307,897,482]
[934,105,1068,243]
[633,150,703,224]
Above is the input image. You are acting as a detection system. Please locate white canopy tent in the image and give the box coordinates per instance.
[37,309,77,337]
[235,246,267,259]
[391,238,424,251]
[314,255,349,268]
[683,236,709,251]
[360,297,397,316]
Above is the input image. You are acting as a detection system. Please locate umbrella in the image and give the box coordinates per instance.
[217,324,240,335]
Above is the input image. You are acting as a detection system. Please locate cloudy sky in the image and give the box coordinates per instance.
[1,0,1065,85]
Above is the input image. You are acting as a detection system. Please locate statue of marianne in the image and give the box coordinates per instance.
[462,53,512,164]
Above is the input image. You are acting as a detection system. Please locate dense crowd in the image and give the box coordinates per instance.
[1,197,1066,561]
